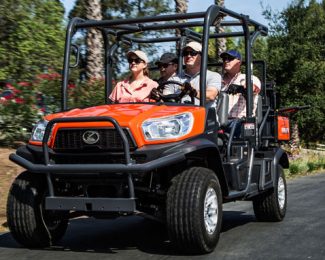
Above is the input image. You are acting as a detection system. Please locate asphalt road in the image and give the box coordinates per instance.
[0,173,324,260]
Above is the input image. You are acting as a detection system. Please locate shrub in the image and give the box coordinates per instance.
[0,82,41,146]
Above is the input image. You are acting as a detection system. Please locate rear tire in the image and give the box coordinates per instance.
[6,171,68,247]
[253,165,287,221]
[166,167,222,254]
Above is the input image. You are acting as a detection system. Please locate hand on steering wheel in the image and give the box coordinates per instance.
[180,82,198,98]
[152,80,197,103]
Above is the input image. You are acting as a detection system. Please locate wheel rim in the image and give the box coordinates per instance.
[278,176,286,209]
[204,187,218,234]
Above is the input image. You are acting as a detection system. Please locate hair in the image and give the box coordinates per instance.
[143,66,150,77]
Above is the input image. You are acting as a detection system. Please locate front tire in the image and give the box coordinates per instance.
[6,171,69,247]
[166,167,222,254]
[253,165,287,221]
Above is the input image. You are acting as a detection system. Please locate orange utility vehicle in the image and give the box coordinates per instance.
[8,5,290,254]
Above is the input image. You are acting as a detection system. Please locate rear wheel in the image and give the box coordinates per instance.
[166,167,222,254]
[253,165,287,221]
[6,171,69,247]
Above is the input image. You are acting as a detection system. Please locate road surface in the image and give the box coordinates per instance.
[0,173,324,259]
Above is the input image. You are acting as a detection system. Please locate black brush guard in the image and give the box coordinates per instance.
[10,116,186,212]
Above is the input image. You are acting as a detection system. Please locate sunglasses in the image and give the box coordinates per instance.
[158,63,174,69]
[128,58,144,64]
[222,56,236,62]
[182,50,200,57]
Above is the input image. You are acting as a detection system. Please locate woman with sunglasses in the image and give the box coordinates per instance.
[109,50,158,103]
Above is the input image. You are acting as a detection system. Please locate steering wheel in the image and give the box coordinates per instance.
[154,80,196,103]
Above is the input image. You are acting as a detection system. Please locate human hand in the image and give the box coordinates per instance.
[150,88,162,101]
[181,82,198,97]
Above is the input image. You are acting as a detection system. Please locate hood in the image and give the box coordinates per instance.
[44,103,206,147]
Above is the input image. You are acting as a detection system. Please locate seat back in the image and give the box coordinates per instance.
[255,95,263,125]
[216,92,229,127]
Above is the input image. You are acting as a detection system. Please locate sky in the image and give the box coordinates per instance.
[61,0,297,26]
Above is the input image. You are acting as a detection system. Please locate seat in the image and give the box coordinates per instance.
[255,95,263,125]
[216,91,229,128]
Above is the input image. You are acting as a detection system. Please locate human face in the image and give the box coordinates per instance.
[158,63,177,80]
[128,55,146,74]
[183,48,201,67]
[222,55,241,74]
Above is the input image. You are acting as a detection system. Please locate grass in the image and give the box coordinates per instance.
[284,149,325,178]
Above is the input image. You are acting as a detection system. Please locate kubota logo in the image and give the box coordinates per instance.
[82,130,100,144]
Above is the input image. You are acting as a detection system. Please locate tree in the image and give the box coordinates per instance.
[265,0,325,143]
[85,0,104,79]
[175,0,188,37]
[0,0,65,81]
[215,0,226,59]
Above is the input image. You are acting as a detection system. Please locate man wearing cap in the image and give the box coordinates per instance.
[220,50,261,119]
[155,52,182,95]
[180,41,222,109]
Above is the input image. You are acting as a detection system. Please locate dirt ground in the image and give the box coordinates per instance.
[0,148,22,232]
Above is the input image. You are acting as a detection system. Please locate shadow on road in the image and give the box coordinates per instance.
[0,211,256,256]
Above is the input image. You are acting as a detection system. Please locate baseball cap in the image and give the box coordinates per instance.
[220,50,242,61]
[155,53,178,65]
[127,50,149,63]
[183,41,202,52]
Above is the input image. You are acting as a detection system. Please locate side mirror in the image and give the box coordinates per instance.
[69,44,80,68]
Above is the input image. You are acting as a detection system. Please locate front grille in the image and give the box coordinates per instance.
[53,154,147,164]
[53,128,136,151]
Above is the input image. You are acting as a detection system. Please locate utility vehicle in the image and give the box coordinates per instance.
[7,5,290,254]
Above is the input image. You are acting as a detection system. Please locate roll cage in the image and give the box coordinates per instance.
[62,4,268,115]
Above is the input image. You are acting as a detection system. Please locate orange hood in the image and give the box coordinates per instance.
[40,104,206,147]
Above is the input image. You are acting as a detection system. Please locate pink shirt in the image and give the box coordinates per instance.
[109,77,158,103]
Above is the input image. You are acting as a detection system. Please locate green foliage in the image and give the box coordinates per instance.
[285,151,325,177]
[34,71,63,113]
[0,82,41,146]
[0,0,65,81]
[72,78,106,108]
[265,0,325,143]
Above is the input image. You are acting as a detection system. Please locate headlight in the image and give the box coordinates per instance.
[142,113,193,140]
[30,119,48,142]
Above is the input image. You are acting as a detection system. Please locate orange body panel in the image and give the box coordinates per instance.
[29,104,206,148]
[277,116,290,141]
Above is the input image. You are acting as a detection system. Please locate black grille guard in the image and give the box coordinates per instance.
[10,116,186,174]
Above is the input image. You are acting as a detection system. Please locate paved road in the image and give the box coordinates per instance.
[1,173,325,260]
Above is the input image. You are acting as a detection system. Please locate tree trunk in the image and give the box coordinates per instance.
[85,0,104,80]
[175,0,188,50]
[289,122,301,156]
[215,0,226,60]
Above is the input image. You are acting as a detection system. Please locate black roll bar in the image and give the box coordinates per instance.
[62,4,268,111]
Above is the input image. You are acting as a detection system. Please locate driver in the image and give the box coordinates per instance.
[180,42,222,110]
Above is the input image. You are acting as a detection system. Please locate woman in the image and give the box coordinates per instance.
[109,50,158,103]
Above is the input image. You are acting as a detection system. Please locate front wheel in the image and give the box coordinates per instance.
[6,171,69,247]
[253,165,287,221]
[166,167,222,254]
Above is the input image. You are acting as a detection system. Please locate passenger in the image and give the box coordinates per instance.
[221,50,261,117]
[155,52,181,95]
[220,50,261,136]
[180,41,222,109]
[109,50,158,103]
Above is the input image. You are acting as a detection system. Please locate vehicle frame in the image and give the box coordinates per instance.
[8,4,289,254]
